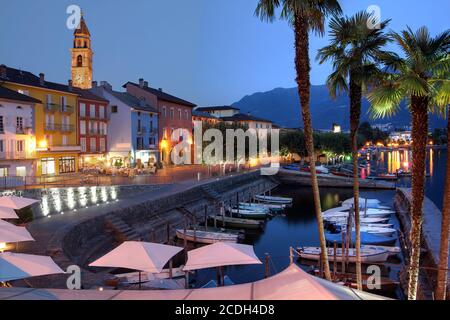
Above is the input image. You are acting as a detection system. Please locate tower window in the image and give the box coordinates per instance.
[77,55,83,67]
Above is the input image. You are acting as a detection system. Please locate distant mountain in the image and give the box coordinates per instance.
[232,85,447,130]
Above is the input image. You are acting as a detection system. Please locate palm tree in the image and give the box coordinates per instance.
[317,11,391,291]
[368,27,450,299]
[255,0,342,281]
[436,108,450,300]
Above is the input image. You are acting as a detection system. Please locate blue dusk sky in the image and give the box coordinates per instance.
[0,0,449,106]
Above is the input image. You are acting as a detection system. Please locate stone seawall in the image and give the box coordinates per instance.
[394,188,448,300]
[36,171,279,288]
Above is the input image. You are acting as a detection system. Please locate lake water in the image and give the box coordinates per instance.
[194,148,447,299]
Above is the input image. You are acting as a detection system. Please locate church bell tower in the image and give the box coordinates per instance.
[71,12,93,89]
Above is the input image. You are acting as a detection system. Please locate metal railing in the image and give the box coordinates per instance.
[61,124,75,132]
[61,105,74,114]
[0,151,36,160]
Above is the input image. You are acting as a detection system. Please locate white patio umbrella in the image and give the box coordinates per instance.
[184,243,262,271]
[89,241,183,289]
[0,196,39,210]
[0,219,34,243]
[0,207,19,219]
[0,252,64,282]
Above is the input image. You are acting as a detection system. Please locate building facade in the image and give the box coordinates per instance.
[91,82,159,168]
[71,15,93,89]
[0,65,81,176]
[123,79,196,165]
[195,106,273,130]
[0,86,40,178]
[74,88,109,169]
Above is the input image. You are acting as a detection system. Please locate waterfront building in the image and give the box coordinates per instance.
[192,110,219,125]
[71,14,93,89]
[0,65,81,175]
[195,106,273,130]
[0,86,41,178]
[389,131,412,143]
[90,82,159,168]
[123,79,196,165]
[72,86,109,170]
[195,106,240,118]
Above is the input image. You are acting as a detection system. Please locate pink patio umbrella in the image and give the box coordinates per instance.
[0,206,19,219]
[0,219,34,243]
[0,196,39,210]
[183,243,262,271]
[184,243,262,287]
[0,252,64,282]
[89,241,183,289]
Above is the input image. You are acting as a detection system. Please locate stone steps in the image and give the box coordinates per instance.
[105,215,141,242]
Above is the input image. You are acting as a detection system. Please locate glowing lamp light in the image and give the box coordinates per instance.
[0,242,6,251]
[429,141,434,145]
[160,139,169,150]
[38,140,48,149]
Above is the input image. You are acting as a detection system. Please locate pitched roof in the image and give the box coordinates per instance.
[0,65,77,94]
[109,90,159,113]
[196,106,239,112]
[72,87,109,103]
[0,86,41,104]
[74,16,90,36]
[123,82,196,108]
[221,113,273,123]
[192,110,219,119]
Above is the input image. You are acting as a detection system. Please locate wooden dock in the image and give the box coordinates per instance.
[277,168,396,190]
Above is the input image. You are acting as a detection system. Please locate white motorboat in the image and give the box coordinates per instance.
[324,216,390,224]
[231,208,268,219]
[298,246,390,263]
[355,226,397,237]
[341,197,390,209]
[254,195,293,205]
[362,245,401,257]
[176,229,238,244]
[238,203,270,213]
[239,202,285,211]
[322,208,393,219]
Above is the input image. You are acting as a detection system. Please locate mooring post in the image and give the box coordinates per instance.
[333,241,337,280]
[289,247,294,265]
[183,218,188,262]
[169,259,173,279]
[204,205,208,231]
[166,223,170,244]
[193,215,197,243]
[341,231,346,274]
[265,253,270,278]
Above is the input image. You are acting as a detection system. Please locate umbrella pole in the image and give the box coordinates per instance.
[138,271,141,290]
[185,271,189,289]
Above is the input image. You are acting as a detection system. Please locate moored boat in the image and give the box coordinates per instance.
[230,208,268,219]
[324,216,390,224]
[208,215,264,230]
[176,229,238,244]
[298,246,390,263]
[322,208,393,219]
[239,202,285,212]
[325,232,397,246]
[254,195,293,205]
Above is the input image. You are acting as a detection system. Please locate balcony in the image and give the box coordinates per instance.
[61,124,75,132]
[44,123,59,132]
[45,103,59,113]
[61,105,74,114]
[47,145,82,152]
[137,126,147,135]
[0,151,36,160]
[16,126,26,134]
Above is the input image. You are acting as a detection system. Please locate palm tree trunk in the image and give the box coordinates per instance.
[407,96,429,300]
[294,13,331,281]
[436,110,450,300]
[349,73,363,291]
